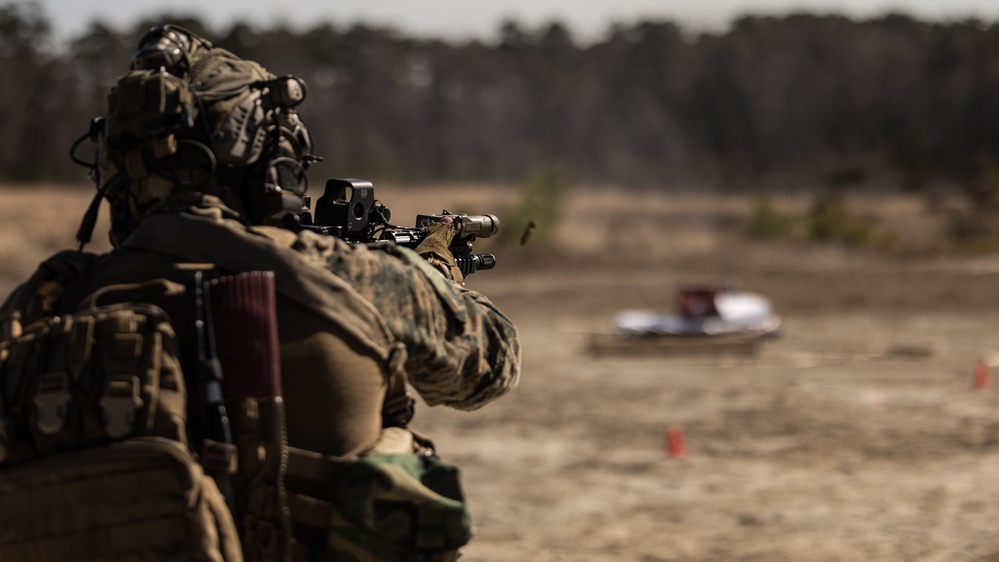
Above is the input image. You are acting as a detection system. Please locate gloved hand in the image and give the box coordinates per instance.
[414,221,464,284]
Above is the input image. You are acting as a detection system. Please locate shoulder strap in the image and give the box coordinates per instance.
[0,249,98,338]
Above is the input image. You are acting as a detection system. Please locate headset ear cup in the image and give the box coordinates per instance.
[271,156,307,196]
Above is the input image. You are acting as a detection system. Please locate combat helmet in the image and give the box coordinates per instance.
[73,24,318,247]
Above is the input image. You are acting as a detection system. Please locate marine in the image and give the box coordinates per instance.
[0,24,520,561]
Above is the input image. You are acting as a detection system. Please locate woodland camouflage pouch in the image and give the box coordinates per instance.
[287,428,473,562]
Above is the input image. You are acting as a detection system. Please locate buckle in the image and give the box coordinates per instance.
[99,375,144,439]
[34,371,71,435]
[201,438,238,475]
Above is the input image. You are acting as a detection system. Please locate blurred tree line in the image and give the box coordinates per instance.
[3,0,999,192]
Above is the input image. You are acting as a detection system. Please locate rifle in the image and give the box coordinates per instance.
[291,178,500,277]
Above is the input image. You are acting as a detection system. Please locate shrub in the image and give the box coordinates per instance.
[747,196,795,239]
[501,164,571,247]
[806,195,896,249]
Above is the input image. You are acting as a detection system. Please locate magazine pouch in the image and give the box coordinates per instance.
[0,280,251,561]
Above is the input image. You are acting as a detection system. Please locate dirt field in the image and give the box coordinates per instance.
[4,184,999,561]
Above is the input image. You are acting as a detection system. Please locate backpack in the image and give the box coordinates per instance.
[0,251,289,562]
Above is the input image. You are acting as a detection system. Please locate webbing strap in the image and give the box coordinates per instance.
[286,492,330,529]
[284,447,344,557]
[286,446,345,484]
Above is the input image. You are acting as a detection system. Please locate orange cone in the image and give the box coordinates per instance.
[666,426,687,458]
[975,361,990,390]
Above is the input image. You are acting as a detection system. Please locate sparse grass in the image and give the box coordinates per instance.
[746,193,900,251]
[938,207,999,253]
[747,196,795,239]
[805,194,898,250]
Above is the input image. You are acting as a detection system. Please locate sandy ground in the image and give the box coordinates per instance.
[4,184,999,561]
[415,187,999,562]
[426,267,999,562]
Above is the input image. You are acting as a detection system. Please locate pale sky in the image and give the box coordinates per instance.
[33,0,999,43]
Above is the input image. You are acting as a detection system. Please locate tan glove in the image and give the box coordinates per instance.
[414,221,464,284]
